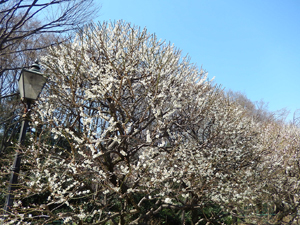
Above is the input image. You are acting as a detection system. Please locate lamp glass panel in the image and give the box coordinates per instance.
[18,69,46,100]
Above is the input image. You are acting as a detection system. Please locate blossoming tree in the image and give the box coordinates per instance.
[245,122,300,224]
[2,21,262,224]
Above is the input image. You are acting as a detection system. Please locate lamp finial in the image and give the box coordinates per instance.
[31,60,40,72]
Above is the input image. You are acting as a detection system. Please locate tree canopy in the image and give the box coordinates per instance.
[1,20,300,224]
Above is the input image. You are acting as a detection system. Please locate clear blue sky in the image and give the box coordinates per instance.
[97,0,300,121]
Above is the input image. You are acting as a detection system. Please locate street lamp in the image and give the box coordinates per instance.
[18,61,47,101]
[4,61,46,213]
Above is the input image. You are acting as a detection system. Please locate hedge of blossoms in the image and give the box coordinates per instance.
[3,21,297,224]
[244,122,300,224]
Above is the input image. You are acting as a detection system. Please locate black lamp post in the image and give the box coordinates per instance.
[4,61,46,212]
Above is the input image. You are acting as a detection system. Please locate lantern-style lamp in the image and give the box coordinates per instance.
[3,61,47,214]
[18,61,47,101]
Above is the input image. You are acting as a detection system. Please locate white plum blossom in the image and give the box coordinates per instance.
[4,20,298,224]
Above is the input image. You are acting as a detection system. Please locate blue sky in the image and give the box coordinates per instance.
[97,0,300,121]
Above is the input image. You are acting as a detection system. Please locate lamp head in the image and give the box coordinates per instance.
[18,61,47,101]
